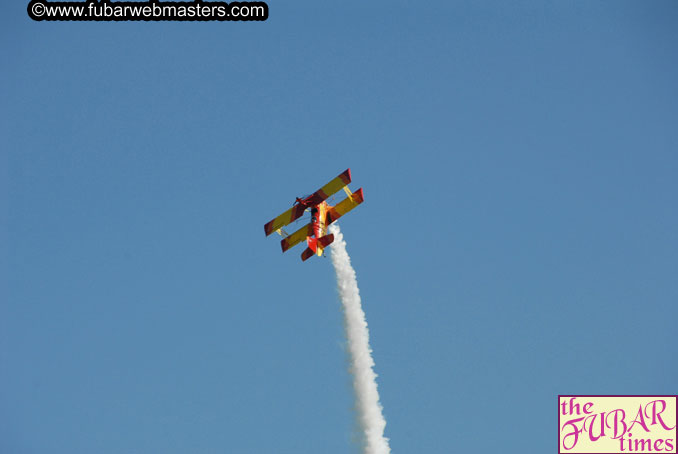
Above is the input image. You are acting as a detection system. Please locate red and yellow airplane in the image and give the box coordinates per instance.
[264,168,364,261]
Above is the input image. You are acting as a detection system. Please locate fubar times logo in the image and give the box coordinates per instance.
[559,395,677,454]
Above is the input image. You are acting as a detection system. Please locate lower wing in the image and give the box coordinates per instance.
[326,188,364,224]
[281,223,313,252]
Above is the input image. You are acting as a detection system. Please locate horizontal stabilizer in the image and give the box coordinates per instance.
[301,247,315,261]
[318,233,334,248]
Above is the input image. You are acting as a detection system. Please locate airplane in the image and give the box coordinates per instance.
[264,168,364,261]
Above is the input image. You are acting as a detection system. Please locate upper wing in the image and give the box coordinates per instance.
[263,169,352,236]
[303,168,352,207]
[326,188,364,224]
[280,223,313,252]
[264,204,306,236]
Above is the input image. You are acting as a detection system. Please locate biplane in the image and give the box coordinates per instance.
[264,168,364,261]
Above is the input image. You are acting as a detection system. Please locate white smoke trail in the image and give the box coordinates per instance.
[329,224,390,454]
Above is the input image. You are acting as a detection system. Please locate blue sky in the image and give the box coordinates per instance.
[2,1,677,453]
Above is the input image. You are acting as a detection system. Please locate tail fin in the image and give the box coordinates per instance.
[306,237,317,253]
[300,235,334,261]
[318,233,334,248]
